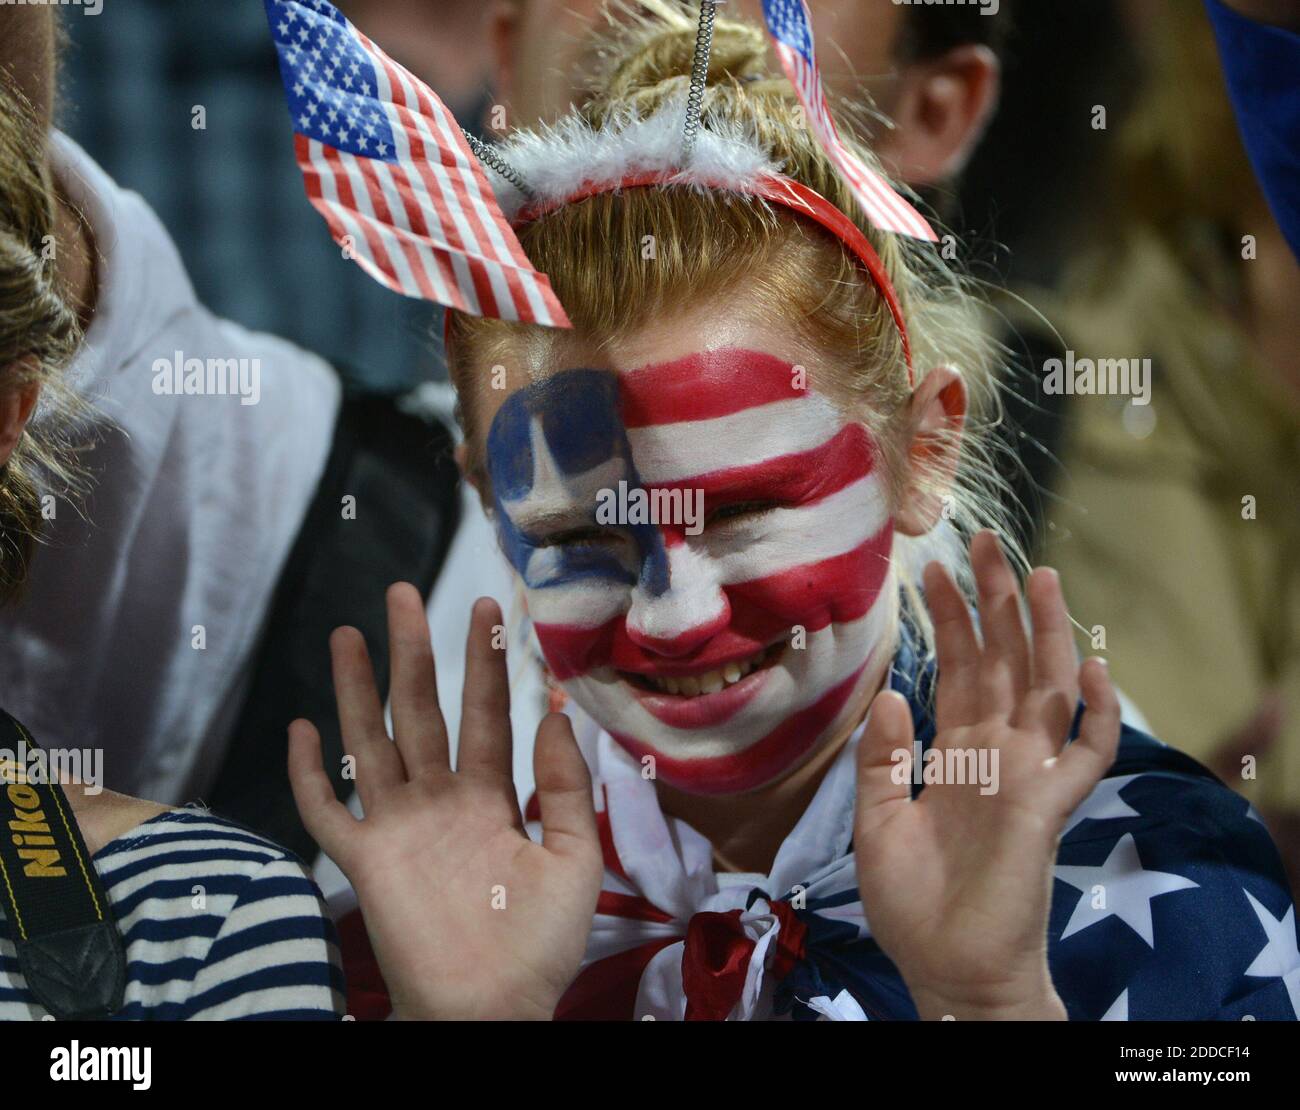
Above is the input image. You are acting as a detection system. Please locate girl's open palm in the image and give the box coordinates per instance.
[288,586,603,1020]
[854,532,1121,1020]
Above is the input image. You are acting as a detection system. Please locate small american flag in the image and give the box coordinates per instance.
[263,0,570,327]
[761,0,938,242]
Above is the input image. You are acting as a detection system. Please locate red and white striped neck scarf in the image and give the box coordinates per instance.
[545,716,872,1022]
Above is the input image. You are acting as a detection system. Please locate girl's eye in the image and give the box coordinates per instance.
[706,500,782,526]
[538,526,625,549]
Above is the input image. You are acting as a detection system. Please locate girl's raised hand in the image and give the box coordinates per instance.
[853,531,1121,1020]
[288,585,603,1020]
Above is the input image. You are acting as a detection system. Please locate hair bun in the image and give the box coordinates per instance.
[592,15,773,116]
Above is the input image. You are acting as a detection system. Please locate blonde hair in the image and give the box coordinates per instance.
[449,10,1023,657]
[0,80,83,604]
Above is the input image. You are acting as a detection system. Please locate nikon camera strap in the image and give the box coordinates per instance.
[0,709,126,1019]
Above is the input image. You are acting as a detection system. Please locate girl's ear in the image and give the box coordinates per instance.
[0,377,40,469]
[894,366,967,537]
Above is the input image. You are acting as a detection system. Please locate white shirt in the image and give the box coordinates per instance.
[0,134,340,803]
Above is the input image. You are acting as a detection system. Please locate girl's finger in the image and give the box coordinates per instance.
[971,530,1032,703]
[288,718,360,859]
[534,713,600,863]
[978,653,1015,725]
[330,626,406,809]
[1023,567,1080,743]
[924,561,981,732]
[456,598,516,786]
[855,690,917,841]
[1050,658,1122,818]
[386,581,449,777]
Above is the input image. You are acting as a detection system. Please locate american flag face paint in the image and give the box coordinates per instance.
[486,348,895,795]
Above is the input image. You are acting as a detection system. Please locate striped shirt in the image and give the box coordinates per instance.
[0,810,345,1020]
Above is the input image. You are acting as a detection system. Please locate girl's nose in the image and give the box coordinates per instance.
[625,544,729,657]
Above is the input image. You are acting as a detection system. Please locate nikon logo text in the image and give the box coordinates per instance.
[7,783,65,877]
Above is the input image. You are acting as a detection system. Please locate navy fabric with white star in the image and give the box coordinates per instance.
[773,626,1299,1020]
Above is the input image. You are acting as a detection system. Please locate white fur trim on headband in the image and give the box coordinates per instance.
[491,98,779,219]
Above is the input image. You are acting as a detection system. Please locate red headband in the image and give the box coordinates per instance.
[446,172,914,384]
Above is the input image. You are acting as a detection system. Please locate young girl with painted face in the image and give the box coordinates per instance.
[294,12,1298,1021]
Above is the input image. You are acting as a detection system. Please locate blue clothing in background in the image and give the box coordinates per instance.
[1206,0,1300,261]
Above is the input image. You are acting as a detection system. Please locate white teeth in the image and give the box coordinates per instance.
[640,645,780,697]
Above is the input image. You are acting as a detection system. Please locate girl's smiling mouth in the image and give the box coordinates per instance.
[615,640,788,729]
[618,640,785,696]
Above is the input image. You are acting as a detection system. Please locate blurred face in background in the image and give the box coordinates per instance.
[489,0,999,186]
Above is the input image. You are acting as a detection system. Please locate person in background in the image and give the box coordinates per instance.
[0,6,462,862]
[0,1,332,812]
[0,83,343,1022]
[1040,0,1300,891]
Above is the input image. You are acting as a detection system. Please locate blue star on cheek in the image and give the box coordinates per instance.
[485,368,670,595]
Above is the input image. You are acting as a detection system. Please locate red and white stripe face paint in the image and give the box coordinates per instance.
[486,347,895,795]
